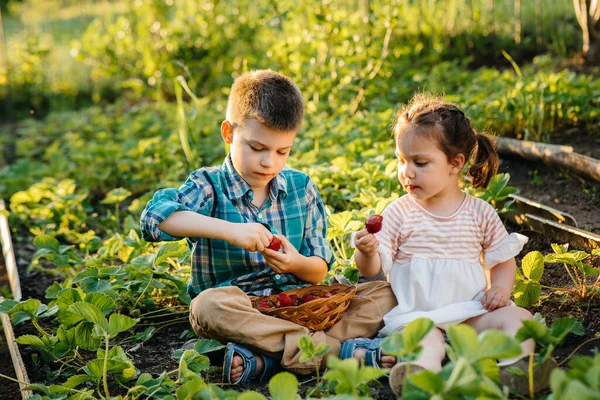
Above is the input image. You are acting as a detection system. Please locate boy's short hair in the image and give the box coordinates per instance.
[226,70,304,132]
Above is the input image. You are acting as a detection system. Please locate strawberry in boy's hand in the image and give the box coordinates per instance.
[267,236,282,251]
[365,214,383,234]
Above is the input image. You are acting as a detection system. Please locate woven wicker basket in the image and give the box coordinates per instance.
[250,284,357,331]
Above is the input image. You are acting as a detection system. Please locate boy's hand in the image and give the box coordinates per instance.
[354,228,379,256]
[228,223,273,252]
[481,287,511,311]
[261,235,301,274]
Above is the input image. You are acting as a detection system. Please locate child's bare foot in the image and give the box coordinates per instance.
[229,353,264,383]
[353,347,397,368]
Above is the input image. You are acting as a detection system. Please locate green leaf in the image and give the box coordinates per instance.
[521,251,544,281]
[475,330,522,361]
[513,280,541,307]
[402,318,434,352]
[67,302,108,332]
[176,377,209,400]
[194,338,226,354]
[178,350,210,382]
[516,319,549,343]
[75,322,102,350]
[155,242,187,265]
[84,292,116,315]
[298,335,314,353]
[447,324,479,359]
[101,187,132,204]
[443,357,479,391]
[549,317,585,344]
[551,243,569,254]
[16,335,45,348]
[237,392,268,400]
[56,288,82,311]
[10,298,41,317]
[410,369,444,394]
[314,342,331,358]
[63,374,94,389]
[34,235,60,253]
[133,327,156,342]
[269,372,299,400]
[108,314,139,338]
[83,359,104,380]
[0,299,18,313]
[130,254,155,268]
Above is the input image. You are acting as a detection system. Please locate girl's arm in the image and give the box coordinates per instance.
[482,257,516,311]
[354,229,383,277]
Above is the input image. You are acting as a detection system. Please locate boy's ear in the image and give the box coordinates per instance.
[221,120,234,144]
[450,153,466,174]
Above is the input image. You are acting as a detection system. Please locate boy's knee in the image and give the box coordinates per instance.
[189,286,247,332]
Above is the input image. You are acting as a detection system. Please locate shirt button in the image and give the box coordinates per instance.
[275,274,281,279]
[258,213,263,219]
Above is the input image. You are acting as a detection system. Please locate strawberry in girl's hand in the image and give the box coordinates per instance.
[365,214,383,234]
[268,236,282,251]
[276,293,293,308]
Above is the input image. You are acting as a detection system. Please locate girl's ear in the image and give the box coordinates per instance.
[221,120,234,144]
[450,153,466,174]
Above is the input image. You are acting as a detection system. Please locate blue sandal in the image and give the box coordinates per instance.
[222,342,279,385]
[339,337,386,368]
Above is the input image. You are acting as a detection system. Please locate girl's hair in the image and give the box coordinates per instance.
[393,93,499,189]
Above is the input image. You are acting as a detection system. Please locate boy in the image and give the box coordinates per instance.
[141,70,397,385]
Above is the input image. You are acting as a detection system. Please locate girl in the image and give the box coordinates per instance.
[353,94,547,394]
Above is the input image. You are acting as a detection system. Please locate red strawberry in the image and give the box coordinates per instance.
[257,299,272,309]
[268,236,282,251]
[289,294,299,306]
[322,292,332,298]
[301,294,316,303]
[276,293,293,308]
[365,214,383,234]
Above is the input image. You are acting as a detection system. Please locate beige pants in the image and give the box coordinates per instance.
[189,281,397,375]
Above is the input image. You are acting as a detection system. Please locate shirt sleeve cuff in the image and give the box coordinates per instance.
[484,232,529,269]
[141,201,191,242]
[301,237,335,267]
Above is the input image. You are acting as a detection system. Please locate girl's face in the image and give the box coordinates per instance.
[395,126,463,204]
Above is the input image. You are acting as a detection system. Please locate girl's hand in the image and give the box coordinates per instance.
[228,223,272,252]
[481,287,512,311]
[261,235,301,274]
[354,228,379,256]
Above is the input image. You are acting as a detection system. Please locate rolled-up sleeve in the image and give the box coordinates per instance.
[299,179,335,267]
[140,172,213,242]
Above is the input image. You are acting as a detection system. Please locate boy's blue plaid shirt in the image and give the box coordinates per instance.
[140,155,334,297]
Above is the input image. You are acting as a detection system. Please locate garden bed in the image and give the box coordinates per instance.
[2,138,598,398]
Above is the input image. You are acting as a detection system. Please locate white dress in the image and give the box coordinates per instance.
[373,194,528,336]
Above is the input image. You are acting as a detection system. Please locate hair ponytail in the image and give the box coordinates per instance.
[468,132,499,189]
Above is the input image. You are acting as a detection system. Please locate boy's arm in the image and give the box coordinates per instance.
[141,184,273,251]
[160,211,273,252]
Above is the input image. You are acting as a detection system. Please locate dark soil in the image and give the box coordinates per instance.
[1,132,600,399]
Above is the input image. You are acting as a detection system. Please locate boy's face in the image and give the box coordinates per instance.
[222,119,297,192]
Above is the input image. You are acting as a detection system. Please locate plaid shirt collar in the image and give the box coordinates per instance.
[222,154,288,202]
